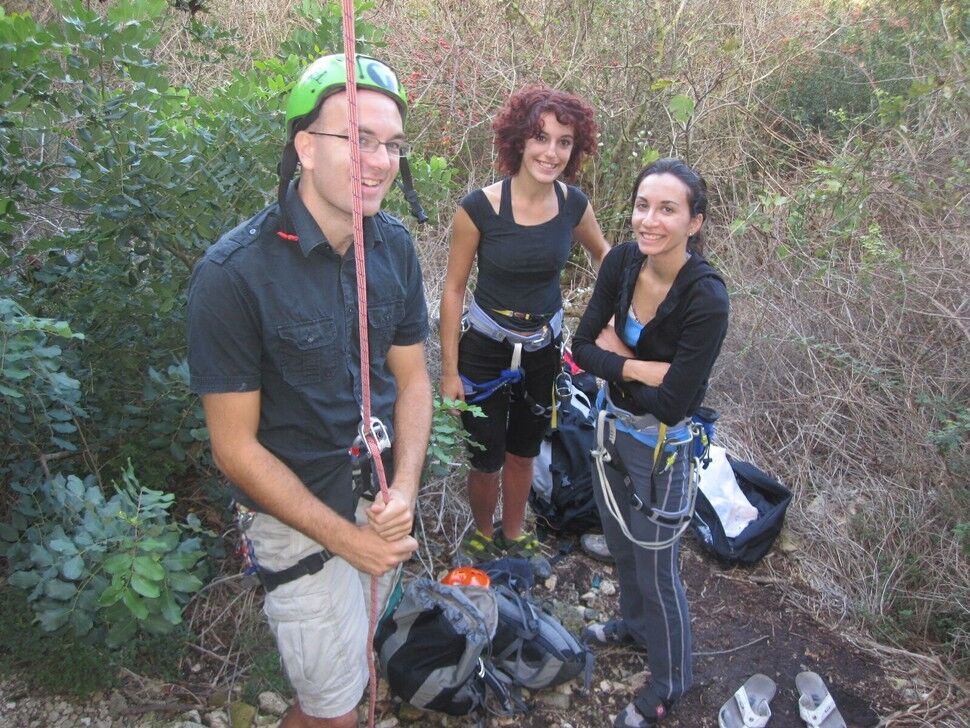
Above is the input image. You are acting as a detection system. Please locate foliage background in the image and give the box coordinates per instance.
[1,0,967,704]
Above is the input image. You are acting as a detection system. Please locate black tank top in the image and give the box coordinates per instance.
[460,177,588,331]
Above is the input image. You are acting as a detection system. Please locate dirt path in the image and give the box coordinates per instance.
[0,536,949,728]
[478,537,894,728]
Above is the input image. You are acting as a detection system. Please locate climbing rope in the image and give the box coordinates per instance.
[339,3,391,727]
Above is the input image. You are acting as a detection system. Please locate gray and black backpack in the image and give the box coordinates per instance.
[375,578,519,716]
[491,583,593,691]
[376,577,592,717]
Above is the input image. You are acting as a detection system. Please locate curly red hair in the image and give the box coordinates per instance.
[491,84,598,181]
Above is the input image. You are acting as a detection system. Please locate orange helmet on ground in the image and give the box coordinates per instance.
[441,567,491,588]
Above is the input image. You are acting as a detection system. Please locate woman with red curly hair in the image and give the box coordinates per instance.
[439,84,610,561]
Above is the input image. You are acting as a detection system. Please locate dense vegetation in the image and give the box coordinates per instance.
[1,0,967,700]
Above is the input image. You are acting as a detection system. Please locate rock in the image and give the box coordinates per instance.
[623,670,648,690]
[807,494,826,515]
[530,556,553,579]
[599,579,616,596]
[554,681,574,695]
[580,590,597,604]
[255,716,280,727]
[257,692,288,717]
[544,575,558,591]
[554,603,586,634]
[205,709,231,728]
[778,528,801,553]
[537,692,571,709]
[376,717,399,728]
[229,701,257,728]
[208,689,232,709]
[180,710,202,723]
[170,722,206,728]
[397,703,426,722]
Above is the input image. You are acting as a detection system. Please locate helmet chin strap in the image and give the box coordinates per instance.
[275,142,300,241]
[397,157,428,224]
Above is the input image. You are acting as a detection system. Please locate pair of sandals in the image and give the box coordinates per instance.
[719,672,847,728]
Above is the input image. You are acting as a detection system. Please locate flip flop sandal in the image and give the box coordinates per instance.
[718,673,777,728]
[796,671,847,728]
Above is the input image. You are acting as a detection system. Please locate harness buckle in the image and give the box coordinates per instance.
[554,371,573,401]
[236,503,256,532]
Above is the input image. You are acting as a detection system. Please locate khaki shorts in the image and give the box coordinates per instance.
[243,500,398,718]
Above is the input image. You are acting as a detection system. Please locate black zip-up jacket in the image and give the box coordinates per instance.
[572,242,729,425]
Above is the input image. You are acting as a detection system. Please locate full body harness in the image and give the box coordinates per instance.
[590,386,715,550]
[460,298,567,423]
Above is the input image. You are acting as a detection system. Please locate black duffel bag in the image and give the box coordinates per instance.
[690,456,792,566]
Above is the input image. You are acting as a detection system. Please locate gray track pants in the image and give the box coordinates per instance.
[593,427,693,706]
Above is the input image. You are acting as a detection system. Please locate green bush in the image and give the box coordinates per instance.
[0,298,86,469]
[0,463,210,646]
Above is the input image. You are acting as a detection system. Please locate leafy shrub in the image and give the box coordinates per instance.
[0,463,210,647]
[424,396,484,480]
[0,298,86,470]
[0,587,120,696]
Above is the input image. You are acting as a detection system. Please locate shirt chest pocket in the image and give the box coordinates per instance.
[368,299,402,359]
[277,318,338,387]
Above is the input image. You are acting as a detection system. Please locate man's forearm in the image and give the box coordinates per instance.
[216,439,359,557]
[390,372,433,506]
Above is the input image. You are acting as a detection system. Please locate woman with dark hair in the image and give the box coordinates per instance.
[439,84,610,560]
[572,159,729,727]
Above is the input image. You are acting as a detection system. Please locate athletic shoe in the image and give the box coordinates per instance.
[580,533,614,562]
[493,526,545,558]
[457,528,503,562]
[582,617,638,648]
[613,696,671,727]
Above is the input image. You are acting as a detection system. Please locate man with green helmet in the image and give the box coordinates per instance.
[187,54,432,727]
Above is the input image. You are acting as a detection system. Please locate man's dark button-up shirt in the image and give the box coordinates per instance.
[187,183,429,519]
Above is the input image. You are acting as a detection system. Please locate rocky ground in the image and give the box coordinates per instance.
[0,533,958,728]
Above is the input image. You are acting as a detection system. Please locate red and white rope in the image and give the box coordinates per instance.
[340,4,392,727]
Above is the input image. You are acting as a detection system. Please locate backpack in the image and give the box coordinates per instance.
[376,576,590,717]
[490,583,593,691]
[530,370,602,537]
[375,578,516,716]
[690,455,793,565]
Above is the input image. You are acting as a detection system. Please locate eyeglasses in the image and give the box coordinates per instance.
[305,131,411,159]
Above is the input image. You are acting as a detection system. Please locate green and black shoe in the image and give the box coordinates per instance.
[455,528,503,565]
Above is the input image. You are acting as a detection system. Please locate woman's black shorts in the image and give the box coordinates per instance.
[458,328,560,473]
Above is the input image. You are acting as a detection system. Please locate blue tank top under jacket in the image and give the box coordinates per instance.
[623,307,644,348]
[460,177,588,331]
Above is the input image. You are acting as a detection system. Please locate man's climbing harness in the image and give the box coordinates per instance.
[590,386,707,550]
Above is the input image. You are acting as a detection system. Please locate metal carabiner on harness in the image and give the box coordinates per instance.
[351,415,391,458]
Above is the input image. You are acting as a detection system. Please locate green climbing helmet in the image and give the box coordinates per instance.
[285,53,408,135]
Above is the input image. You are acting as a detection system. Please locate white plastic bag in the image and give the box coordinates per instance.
[697,446,758,537]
